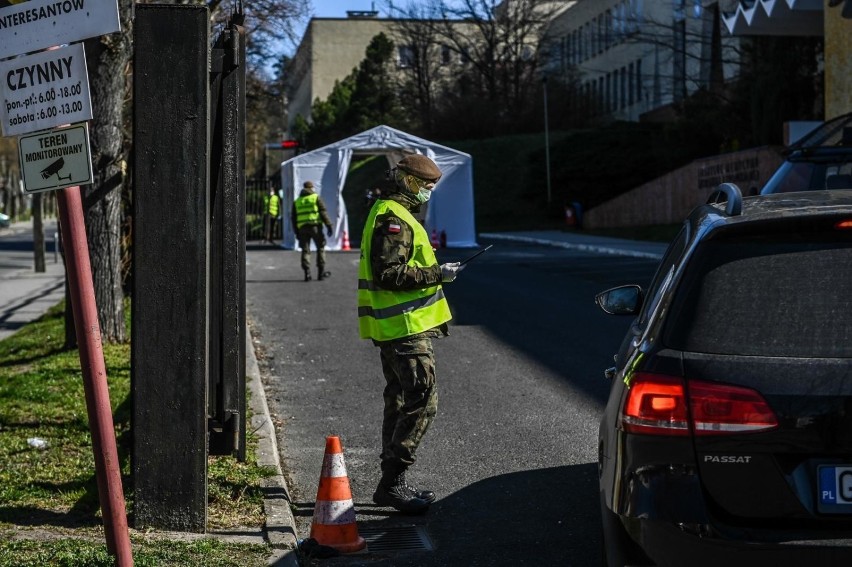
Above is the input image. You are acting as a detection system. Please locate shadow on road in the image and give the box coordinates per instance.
[294,463,600,566]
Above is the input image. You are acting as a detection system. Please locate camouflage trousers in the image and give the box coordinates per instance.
[297,225,326,272]
[378,336,438,470]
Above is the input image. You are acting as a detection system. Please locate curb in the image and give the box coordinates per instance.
[246,327,301,566]
[478,232,665,260]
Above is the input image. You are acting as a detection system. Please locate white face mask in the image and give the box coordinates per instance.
[415,189,432,204]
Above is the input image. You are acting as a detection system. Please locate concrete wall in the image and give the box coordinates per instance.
[583,146,783,228]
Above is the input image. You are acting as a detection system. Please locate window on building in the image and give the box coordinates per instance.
[591,17,597,55]
[673,19,686,100]
[571,30,577,65]
[612,71,619,110]
[628,0,644,33]
[636,58,643,101]
[605,10,612,49]
[628,62,635,106]
[621,66,627,109]
[606,73,611,112]
[398,45,415,68]
[441,44,452,65]
[597,15,604,54]
[673,0,686,21]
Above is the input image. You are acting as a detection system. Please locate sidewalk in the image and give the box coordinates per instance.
[0,224,665,565]
[478,230,667,260]
[0,220,65,342]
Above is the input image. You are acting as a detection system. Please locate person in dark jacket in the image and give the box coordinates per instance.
[291,181,333,281]
[357,154,464,513]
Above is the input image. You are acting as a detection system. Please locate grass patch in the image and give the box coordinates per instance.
[0,534,269,566]
[0,302,277,565]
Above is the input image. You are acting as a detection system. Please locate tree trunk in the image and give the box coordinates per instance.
[81,4,133,344]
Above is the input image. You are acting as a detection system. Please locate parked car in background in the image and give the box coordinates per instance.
[761,112,852,194]
[596,184,852,566]
[0,212,9,228]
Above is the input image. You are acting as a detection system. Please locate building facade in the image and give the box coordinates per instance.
[541,0,740,122]
[286,13,393,134]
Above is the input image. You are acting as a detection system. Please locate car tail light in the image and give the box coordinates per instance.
[688,380,778,435]
[835,219,852,230]
[621,374,689,436]
[620,373,778,436]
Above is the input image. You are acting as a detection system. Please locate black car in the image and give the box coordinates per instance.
[761,112,852,194]
[596,184,852,566]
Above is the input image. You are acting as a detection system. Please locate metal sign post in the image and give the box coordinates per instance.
[57,185,133,566]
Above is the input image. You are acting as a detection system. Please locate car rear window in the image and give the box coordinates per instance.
[665,230,852,357]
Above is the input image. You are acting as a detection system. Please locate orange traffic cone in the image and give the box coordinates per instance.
[430,229,440,248]
[310,436,366,553]
[342,230,351,251]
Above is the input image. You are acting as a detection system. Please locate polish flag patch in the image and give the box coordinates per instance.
[388,223,401,234]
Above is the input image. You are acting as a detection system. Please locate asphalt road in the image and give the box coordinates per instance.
[246,239,659,566]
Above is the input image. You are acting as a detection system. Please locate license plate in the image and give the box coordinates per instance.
[818,466,852,513]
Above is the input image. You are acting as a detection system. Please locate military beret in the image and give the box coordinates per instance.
[396,155,442,182]
[303,181,314,189]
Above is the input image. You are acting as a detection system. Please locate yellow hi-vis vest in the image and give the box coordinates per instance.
[358,200,452,342]
[264,193,280,216]
[294,193,320,228]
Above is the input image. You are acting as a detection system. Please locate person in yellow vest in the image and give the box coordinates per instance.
[291,180,333,281]
[358,154,463,514]
[263,187,281,244]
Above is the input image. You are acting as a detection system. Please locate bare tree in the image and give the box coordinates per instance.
[387,4,443,133]
[387,0,561,136]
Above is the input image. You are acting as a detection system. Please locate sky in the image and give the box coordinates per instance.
[308,0,384,18]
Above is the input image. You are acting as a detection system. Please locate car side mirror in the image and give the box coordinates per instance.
[595,285,643,315]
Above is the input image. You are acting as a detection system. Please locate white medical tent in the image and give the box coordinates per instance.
[279,125,477,250]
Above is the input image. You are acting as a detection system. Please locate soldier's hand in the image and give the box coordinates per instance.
[440,262,464,282]
[326,226,333,237]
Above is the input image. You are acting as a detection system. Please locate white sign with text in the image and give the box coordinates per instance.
[0,0,120,60]
[18,121,93,193]
[0,42,92,136]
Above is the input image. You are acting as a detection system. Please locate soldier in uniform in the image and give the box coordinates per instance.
[357,154,464,513]
[291,180,333,281]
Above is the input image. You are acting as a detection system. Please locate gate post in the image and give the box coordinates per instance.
[132,4,210,532]
[208,16,247,459]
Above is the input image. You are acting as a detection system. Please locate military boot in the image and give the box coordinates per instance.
[399,470,436,504]
[304,269,311,282]
[373,467,430,514]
